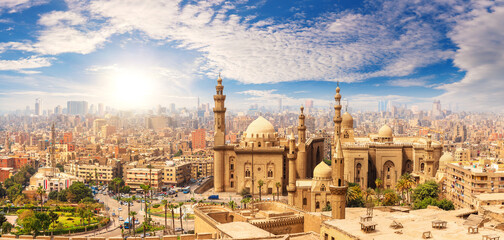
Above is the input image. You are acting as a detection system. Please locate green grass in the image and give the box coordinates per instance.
[48,211,98,230]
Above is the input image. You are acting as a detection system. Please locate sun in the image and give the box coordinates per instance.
[111,69,155,109]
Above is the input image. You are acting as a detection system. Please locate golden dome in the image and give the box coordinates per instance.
[440,152,454,163]
[342,112,353,128]
[313,161,332,180]
[378,124,393,138]
[244,116,275,138]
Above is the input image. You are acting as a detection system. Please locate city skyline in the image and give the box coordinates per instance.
[0,0,503,113]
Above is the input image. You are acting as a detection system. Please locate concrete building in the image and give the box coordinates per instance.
[74,162,119,185]
[444,159,504,209]
[160,161,191,187]
[454,148,471,161]
[67,101,88,115]
[192,129,206,149]
[125,168,162,192]
[191,159,214,179]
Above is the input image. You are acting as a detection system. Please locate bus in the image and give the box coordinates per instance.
[182,186,190,194]
[124,217,132,229]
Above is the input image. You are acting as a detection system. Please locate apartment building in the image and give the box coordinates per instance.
[125,168,162,192]
[190,160,214,179]
[75,163,119,184]
[445,159,504,209]
[454,148,471,161]
[161,162,191,186]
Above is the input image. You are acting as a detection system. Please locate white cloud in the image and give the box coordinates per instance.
[438,3,504,112]
[237,89,331,108]
[0,0,49,13]
[0,56,52,71]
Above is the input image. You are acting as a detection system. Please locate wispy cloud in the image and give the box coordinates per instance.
[0,56,53,71]
[387,76,434,87]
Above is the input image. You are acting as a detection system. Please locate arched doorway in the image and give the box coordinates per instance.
[383,160,395,189]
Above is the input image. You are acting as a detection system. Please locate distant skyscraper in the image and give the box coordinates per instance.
[197,97,200,110]
[89,104,95,115]
[67,101,89,115]
[54,105,62,115]
[35,98,42,115]
[98,103,104,116]
[305,99,314,108]
[170,103,176,113]
[278,98,282,112]
[432,100,442,118]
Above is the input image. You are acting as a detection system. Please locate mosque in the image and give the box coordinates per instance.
[212,75,441,213]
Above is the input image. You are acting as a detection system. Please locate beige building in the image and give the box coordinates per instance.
[25,167,82,192]
[444,158,504,209]
[191,159,214,179]
[74,162,119,184]
[160,161,191,187]
[454,148,471,161]
[125,168,162,192]
[340,113,442,189]
[212,76,325,198]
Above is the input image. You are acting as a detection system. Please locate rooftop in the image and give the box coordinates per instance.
[323,207,503,240]
[216,222,272,239]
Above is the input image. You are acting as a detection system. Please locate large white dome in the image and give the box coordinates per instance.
[313,161,332,180]
[378,124,393,138]
[244,116,276,138]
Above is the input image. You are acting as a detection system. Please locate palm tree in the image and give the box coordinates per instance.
[257,180,264,201]
[400,173,415,204]
[140,184,151,237]
[241,197,251,209]
[147,164,154,195]
[48,210,59,236]
[178,202,184,232]
[36,186,45,211]
[130,211,137,236]
[346,185,359,202]
[124,198,132,235]
[227,200,237,210]
[396,179,406,204]
[275,182,281,201]
[113,178,122,197]
[375,178,383,200]
[161,200,168,234]
[168,203,177,233]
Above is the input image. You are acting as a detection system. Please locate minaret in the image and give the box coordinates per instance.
[296,106,307,179]
[213,73,226,192]
[330,83,347,219]
[287,132,297,204]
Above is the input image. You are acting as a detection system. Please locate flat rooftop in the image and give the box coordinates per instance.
[217,222,272,239]
[475,192,504,201]
[324,207,504,240]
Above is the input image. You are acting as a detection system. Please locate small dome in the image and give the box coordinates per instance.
[313,161,332,180]
[440,152,454,163]
[378,124,393,138]
[245,116,275,138]
[342,112,353,128]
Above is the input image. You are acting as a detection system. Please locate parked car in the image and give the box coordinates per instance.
[119,216,124,221]
[208,195,219,200]
[118,207,122,211]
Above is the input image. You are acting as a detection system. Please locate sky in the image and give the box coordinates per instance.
[0,0,503,113]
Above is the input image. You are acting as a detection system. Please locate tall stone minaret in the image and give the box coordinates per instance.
[330,83,347,219]
[296,106,307,179]
[213,74,226,192]
[287,133,297,204]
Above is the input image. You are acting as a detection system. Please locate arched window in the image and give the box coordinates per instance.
[384,161,395,180]
[320,184,326,192]
[245,169,251,177]
[421,163,425,172]
[258,142,261,147]
[303,198,307,205]
[338,179,342,186]
[355,163,362,183]
[316,201,320,209]
[267,170,273,178]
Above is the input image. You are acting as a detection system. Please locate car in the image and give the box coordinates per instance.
[208,195,219,200]
[135,220,140,225]
[119,216,124,221]
[118,207,122,211]
[175,228,182,232]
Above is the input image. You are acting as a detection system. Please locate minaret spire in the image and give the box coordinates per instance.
[213,74,227,192]
[330,84,347,220]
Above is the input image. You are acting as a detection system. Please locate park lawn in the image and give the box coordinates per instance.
[48,212,98,230]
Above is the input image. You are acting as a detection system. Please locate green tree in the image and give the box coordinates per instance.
[36,186,46,211]
[140,184,151,236]
[382,190,399,206]
[55,163,64,173]
[7,184,23,201]
[400,173,415,204]
[346,184,365,207]
[240,188,251,197]
[275,182,281,201]
[323,158,331,166]
[120,186,131,194]
[241,197,251,209]
[0,183,7,198]
[413,180,439,202]
[110,177,124,196]
[67,182,93,203]
[124,198,132,235]
[168,203,177,233]
[0,213,7,227]
[130,211,137,236]
[363,188,375,203]
[174,149,183,157]
[48,210,59,236]
[375,178,383,200]
[1,222,13,234]
[257,180,264,200]
[227,200,237,210]
[178,202,184,232]
[161,200,168,234]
